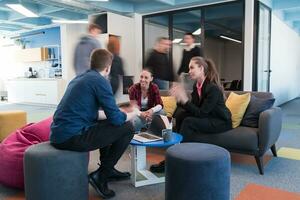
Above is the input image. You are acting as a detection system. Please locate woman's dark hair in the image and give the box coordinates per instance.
[190,56,224,95]
[142,67,153,77]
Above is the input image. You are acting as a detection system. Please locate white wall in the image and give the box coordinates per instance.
[60,23,87,100]
[133,13,143,81]
[108,13,135,77]
[270,15,300,105]
[0,39,22,91]
[243,0,255,91]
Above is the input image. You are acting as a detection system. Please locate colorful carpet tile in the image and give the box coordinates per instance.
[282,123,300,130]
[231,153,272,166]
[235,183,300,200]
[278,147,300,160]
[3,192,25,200]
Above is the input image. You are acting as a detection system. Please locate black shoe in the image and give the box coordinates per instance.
[88,169,115,199]
[106,168,131,182]
[150,160,165,173]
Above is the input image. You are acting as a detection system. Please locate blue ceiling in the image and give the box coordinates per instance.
[272,0,300,34]
[0,0,235,35]
[0,0,299,35]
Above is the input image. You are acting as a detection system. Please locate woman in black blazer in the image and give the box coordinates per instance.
[172,57,232,141]
[150,56,232,173]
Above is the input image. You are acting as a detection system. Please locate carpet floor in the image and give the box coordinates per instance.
[0,98,300,200]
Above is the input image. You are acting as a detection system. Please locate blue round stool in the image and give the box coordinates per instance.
[165,143,230,200]
[24,142,89,200]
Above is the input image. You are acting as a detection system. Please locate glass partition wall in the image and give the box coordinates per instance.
[143,0,244,90]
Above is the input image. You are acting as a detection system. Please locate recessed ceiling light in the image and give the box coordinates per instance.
[86,0,109,2]
[220,35,242,43]
[52,20,89,24]
[6,4,38,17]
[192,28,201,35]
[172,38,182,43]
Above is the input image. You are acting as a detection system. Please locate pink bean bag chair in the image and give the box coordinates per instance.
[0,117,52,189]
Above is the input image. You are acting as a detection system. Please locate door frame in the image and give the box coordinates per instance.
[252,0,272,91]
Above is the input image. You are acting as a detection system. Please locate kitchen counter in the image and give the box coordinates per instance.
[6,78,66,105]
[10,77,62,81]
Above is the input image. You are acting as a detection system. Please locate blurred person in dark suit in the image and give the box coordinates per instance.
[145,37,174,90]
[177,33,203,75]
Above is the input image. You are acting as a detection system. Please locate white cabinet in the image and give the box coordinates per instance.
[7,79,63,105]
[15,48,48,62]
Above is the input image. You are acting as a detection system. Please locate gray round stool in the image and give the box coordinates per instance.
[24,142,89,200]
[165,143,230,200]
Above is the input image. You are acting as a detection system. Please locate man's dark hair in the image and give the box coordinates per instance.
[156,37,169,43]
[185,32,195,39]
[90,49,113,71]
[88,23,102,32]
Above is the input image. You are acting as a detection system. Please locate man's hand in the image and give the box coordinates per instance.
[120,106,134,113]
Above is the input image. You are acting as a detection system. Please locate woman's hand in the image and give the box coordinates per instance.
[170,83,189,104]
[145,109,153,120]
[140,111,152,122]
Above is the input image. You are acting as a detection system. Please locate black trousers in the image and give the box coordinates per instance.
[173,107,232,142]
[52,120,134,170]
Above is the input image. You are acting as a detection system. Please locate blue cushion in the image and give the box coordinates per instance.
[241,96,275,127]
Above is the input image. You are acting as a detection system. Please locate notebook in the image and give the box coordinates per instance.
[133,132,162,143]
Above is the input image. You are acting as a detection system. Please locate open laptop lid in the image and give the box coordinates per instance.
[148,115,171,137]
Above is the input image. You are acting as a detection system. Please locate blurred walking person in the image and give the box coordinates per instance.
[107,36,125,95]
[145,37,174,90]
[74,23,102,76]
[177,33,203,75]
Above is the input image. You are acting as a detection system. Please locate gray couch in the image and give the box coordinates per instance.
[183,91,282,175]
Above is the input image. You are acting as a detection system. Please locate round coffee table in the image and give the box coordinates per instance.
[130,132,182,187]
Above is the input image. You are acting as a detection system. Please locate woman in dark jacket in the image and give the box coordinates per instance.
[150,56,232,173]
[107,36,125,94]
[172,56,232,141]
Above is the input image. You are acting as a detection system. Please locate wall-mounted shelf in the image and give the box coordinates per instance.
[15,45,61,63]
[15,47,47,62]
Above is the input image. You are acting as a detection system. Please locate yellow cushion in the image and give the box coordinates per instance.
[161,96,177,118]
[0,110,27,141]
[225,92,250,128]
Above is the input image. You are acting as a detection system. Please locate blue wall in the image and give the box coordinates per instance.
[21,26,60,48]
